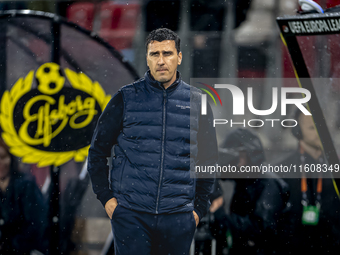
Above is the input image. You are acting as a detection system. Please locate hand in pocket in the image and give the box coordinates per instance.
[193,211,199,227]
[105,197,118,219]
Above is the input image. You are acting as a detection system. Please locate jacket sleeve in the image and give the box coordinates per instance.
[194,102,217,220]
[87,91,123,207]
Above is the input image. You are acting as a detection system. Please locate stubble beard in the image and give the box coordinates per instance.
[155,74,172,84]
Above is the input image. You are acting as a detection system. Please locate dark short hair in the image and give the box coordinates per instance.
[145,28,181,54]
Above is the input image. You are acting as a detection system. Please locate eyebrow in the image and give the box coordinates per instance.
[149,50,174,55]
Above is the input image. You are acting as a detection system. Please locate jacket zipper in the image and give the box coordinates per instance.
[155,90,167,214]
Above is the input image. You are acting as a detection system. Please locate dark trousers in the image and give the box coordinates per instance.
[110,205,196,255]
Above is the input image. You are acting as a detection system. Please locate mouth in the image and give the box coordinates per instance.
[157,69,168,72]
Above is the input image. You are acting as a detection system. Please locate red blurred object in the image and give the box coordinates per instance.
[99,2,140,50]
[30,164,49,189]
[326,0,340,8]
[312,0,340,9]
[281,41,299,87]
[328,34,340,91]
[237,69,265,79]
[67,2,94,31]
[67,2,140,50]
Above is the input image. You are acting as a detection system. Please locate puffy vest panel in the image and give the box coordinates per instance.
[110,76,201,214]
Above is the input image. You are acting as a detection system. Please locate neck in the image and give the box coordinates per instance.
[0,175,10,193]
[300,141,322,160]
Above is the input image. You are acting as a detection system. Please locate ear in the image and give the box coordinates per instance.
[146,54,150,68]
[178,52,182,65]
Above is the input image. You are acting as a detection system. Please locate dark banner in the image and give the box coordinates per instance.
[278,12,340,36]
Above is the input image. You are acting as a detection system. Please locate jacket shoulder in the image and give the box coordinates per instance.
[261,173,289,196]
[14,173,37,185]
[121,77,144,89]
[181,82,201,102]
[13,173,42,196]
[119,78,146,97]
[181,81,201,93]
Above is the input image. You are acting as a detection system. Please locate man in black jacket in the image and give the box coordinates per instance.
[210,128,289,255]
[276,110,340,255]
[87,28,217,255]
[0,139,47,254]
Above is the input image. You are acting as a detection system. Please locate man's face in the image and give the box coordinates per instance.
[300,114,322,149]
[146,40,182,88]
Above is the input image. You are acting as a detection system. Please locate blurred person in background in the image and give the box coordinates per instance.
[0,138,47,254]
[0,1,27,11]
[209,128,289,255]
[275,110,340,255]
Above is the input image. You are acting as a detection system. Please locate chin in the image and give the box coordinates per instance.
[156,77,170,83]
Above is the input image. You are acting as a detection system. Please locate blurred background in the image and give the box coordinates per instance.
[1,0,340,254]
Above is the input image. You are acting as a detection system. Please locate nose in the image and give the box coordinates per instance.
[157,55,165,65]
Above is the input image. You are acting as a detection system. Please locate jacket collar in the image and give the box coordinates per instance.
[144,70,182,92]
